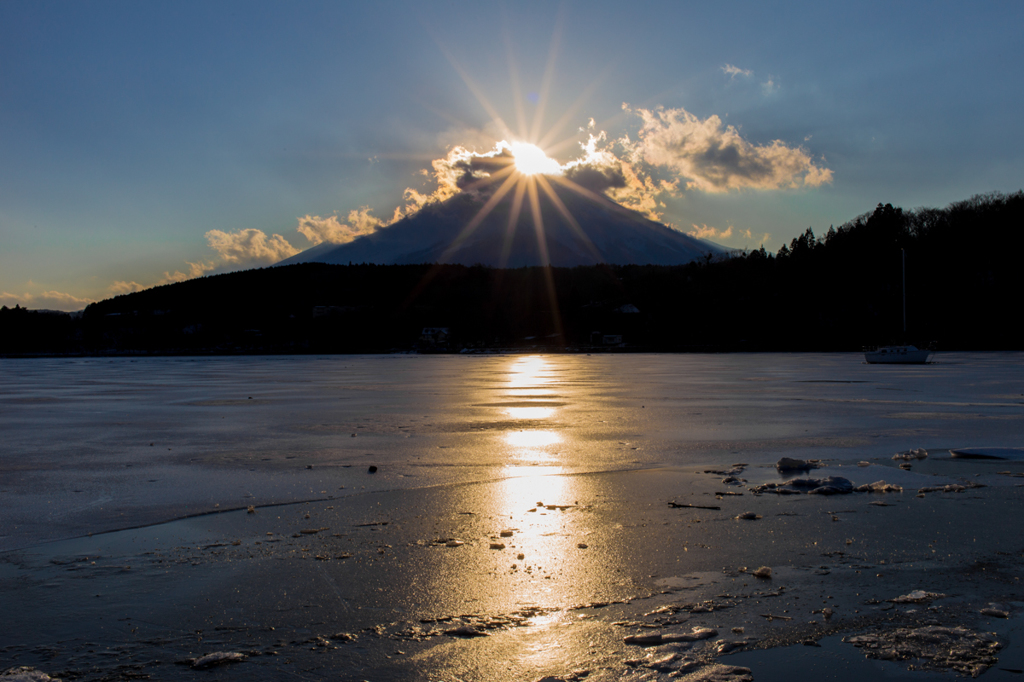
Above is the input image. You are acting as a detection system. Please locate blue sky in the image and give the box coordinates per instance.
[2,0,1022,310]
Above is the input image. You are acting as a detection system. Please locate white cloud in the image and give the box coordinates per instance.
[722,64,753,78]
[1,290,94,312]
[627,106,832,193]
[204,228,299,265]
[761,77,779,96]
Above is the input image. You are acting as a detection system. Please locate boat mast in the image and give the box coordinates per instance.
[902,248,906,336]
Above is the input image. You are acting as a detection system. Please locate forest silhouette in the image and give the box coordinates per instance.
[3,191,1021,355]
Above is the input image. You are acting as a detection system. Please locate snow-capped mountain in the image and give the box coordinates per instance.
[278,180,726,268]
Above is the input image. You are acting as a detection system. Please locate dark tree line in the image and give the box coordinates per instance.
[2,191,1022,355]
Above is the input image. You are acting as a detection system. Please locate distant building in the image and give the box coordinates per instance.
[590,331,624,346]
[419,327,450,345]
[312,305,355,318]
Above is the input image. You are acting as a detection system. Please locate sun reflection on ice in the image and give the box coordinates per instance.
[505,430,561,449]
[507,355,555,389]
[500,356,564,464]
[464,355,609,676]
[505,406,555,420]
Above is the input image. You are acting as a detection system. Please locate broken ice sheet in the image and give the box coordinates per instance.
[845,625,1001,677]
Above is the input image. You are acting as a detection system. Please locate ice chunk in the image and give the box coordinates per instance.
[192,652,247,669]
[445,625,488,637]
[680,664,753,682]
[623,633,665,645]
[854,480,903,493]
[750,476,852,495]
[776,457,819,472]
[980,607,1009,618]
[663,627,718,642]
[890,590,946,603]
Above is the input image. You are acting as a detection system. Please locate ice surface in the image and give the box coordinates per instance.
[1,352,1022,551]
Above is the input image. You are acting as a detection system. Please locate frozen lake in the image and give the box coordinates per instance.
[2,352,1022,552]
[4,352,1024,681]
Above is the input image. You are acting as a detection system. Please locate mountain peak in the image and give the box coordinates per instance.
[279,178,725,268]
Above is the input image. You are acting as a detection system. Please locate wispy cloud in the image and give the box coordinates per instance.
[738,227,771,245]
[722,64,753,78]
[110,261,217,296]
[688,225,771,247]
[689,224,732,240]
[204,228,299,265]
[157,261,217,284]
[109,280,146,295]
[1,290,94,311]
[761,77,779,96]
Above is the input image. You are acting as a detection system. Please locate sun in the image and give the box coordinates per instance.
[508,141,562,176]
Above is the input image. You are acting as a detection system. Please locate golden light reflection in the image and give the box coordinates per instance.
[498,467,569,514]
[508,356,553,388]
[505,430,561,449]
[501,356,562,463]
[505,406,555,420]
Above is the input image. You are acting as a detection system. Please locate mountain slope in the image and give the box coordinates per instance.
[279,181,725,267]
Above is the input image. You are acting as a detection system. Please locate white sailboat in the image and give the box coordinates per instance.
[864,249,932,364]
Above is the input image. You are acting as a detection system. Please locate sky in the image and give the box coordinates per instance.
[2,0,1023,311]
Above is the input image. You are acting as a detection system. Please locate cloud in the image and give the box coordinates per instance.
[272,104,831,253]
[109,281,146,295]
[761,77,779,96]
[204,228,299,265]
[157,261,217,285]
[737,227,771,243]
[560,132,678,221]
[563,132,627,192]
[297,208,386,246]
[687,224,772,247]
[109,261,217,296]
[627,106,832,192]
[689,224,733,240]
[722,64,753,78]
[424,143,527,195]
[1,290,94,312]
[563,163,627,192]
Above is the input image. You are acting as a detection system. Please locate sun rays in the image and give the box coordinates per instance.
[409,15,640,341]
